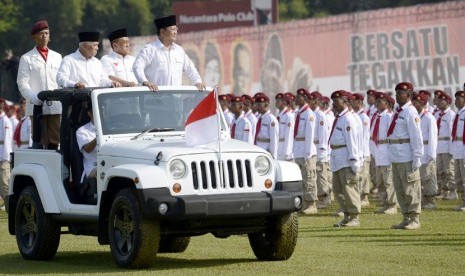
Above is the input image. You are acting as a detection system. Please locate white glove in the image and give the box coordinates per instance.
[412,158,421,171]
[349,160,360,174]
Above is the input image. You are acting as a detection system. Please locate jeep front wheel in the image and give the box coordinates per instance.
[248,212,298,261]
[108,188,160,268]
[15,186,61,260]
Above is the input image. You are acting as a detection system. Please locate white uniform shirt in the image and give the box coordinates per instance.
[324,108,335,160]
[329,108,361,172]
[451,107,465,160]
[388,101,423,163]
[434,107,455,154]
[133,39,201,86]
[255,110,279,159]
[245,110,257,138]
[356,109,371,158]
[0,112,13,161]
[350,111,363,163]
[14,116,32,150]
[367,104,377,120]
[426,103,434,114]
[277,108,294,160]
[100,50,138,83]
[231,113,252,144]
[10,116,18,132]
[57,49,112,88]
[292,104,316,159]
[76,122,97,181]
[313,107,329,162]
[223,109,235,129]
[419,110,438,164]
[372,110,392,166]
[17,47,62,116]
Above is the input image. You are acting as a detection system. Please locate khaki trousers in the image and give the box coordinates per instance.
[392,161,421,215]
[375,165,397,205]
[295,156,317,203]
[369,155,377,189]
[454,159,465,200]
[436,153,454,191]
[332,167,361,214]
[42,114,61,148]
[359,158,370,195]
[0,161,11,199]
[420,160,437,196]
[316,161,331,196]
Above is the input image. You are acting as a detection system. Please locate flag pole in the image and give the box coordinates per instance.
[214,86,225,189]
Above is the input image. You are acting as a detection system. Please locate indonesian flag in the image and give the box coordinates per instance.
[185,89,220,147]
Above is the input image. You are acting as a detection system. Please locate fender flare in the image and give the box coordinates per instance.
[103,164,169,190]
[10,164,60,213]
[274,160,302,182]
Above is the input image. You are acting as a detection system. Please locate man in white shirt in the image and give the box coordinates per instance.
[292,89,318,214]
[451,91,465,211]
[13,105,32,150]
[253,93,279,160]
[133,15,205,91]
[241,94,257,138]
[57,31,121,89]
[0,99,13,209]
[275,93,294,161]
[219,94,234,128]
[17,20,62,150]
[412,92,438,209]
[100,28,137,87]
[229,96,253,144]
[388,82,423,230]
[76,104,97,183]
[329,90,362,227]
[434,91,456,200]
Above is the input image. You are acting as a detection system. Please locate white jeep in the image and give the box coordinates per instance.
[6,86,303,268]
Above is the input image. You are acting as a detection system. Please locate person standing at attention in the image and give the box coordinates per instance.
[388,82,423,230]
[133,15,205,91]
[17,20,62,150]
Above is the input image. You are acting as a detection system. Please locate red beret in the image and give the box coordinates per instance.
[376,92,395,105]
[353,93,364,101]
[275,93,285,100]
[31,20,49,35]
[331,90,349,100]
[296,88,311,98]
[309,91,323,100]
[438,93,452,104]
[0,98,5,104]
[284,92,296,101]
[455,91,465,98]
[346,92,356,101]
[434,90,444,96]
[218,94,231,101]
[418,90,431,98]
[230,95,244,103]
[412,92,428,105]
[321,96,330,103]
[254,92,270,103]
[241,94,254,103]
[366,89,377,96]
[395,82,414,92]
[275,92,290,105]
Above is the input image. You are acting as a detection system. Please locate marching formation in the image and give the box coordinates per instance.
[224,82,465,230]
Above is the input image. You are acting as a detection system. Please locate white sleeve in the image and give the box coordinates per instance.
[133,46,151,84]
[56,57,75,88]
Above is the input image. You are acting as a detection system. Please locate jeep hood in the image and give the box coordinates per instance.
[99,138,268,161]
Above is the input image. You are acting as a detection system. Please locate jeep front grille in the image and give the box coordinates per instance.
[191,160,252,190]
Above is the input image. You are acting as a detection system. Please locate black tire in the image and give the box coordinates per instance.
[108,188,160,268]
[15,186,60,260]
[158,236,190,253]
[248,212,298,261]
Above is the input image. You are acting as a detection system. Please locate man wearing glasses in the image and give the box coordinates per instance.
[100,28,138,87]
[133,15,205,91]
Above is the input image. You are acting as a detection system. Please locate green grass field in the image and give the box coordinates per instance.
[1,197,465,275]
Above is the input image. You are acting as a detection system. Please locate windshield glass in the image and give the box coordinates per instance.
[97,90,210,135]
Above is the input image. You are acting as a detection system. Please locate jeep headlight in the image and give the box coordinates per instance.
[169,159,186,179]
[255,156,271,175]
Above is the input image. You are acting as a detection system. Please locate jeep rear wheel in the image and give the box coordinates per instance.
[108,188,160,268]
[248,212,298,261]
[158,236,191,253]
[15,186,60,260]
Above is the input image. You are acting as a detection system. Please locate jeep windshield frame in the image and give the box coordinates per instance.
[95,89,218,136]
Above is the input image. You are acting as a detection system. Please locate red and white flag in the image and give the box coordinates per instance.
[185,89,220,147]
